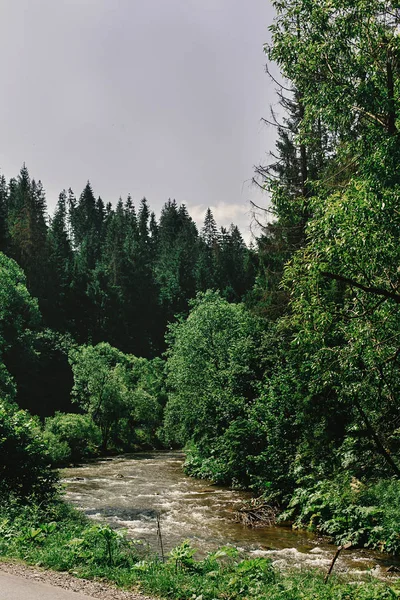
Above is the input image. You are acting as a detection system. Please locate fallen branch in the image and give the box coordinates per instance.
[235,499,278,528]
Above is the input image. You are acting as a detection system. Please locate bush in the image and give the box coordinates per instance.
[0,499,143,577]
[279,474,400,554]
[44,412,101,465]
[0,399,57,501]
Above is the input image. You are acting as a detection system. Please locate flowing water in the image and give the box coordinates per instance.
[63,451,399,578]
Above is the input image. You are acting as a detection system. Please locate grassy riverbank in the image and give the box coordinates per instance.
[1,498,399,600]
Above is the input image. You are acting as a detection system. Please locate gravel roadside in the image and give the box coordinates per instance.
[0,560,158,600]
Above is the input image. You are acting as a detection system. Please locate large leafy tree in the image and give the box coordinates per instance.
[283,175,400,478]
[0,252,41,401]
[163,291,263,485]
[69,342,165,450]
[69,342,134,450]
[268,1,400,145]
[262,0,400,480]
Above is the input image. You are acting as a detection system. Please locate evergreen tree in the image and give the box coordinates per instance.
[196,208,218,291]
[138,197,150,243]
[0,175,9,252]
[67,183,101,342]
[124,197,160,356]
[154,199,198,315]
[219,224,250,301]
[47,191,73,330]
[103,199,127,286]
[250,85,331,318]
[7,166,50,304]
[70,181,100,270]
[201,207,218,247]
[0,166,253,357]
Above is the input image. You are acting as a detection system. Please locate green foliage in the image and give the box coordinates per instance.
[2,2,400,585]
[0,399,57,501]
[281,476,400,555]
[168,539,198,572]
[0,168,255,359]
[153,200,198,313]
[69,342,135,450]
[163,291,263,484]
[6,167,50,302]
[0,252,40,352]
[114,356,166,450]
[44,412,101,465]
[242,3,400,551]
[268,1,400,146]
[69,343,165,452]
[0,252,41,401]
[0,500,143,578]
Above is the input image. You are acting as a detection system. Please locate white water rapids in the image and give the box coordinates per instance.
[62,451,399,579]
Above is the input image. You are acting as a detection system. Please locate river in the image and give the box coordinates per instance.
[63,451,398,578]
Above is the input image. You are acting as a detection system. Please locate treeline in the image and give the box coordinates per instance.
[0,168,255,358]
[0,170,255,416]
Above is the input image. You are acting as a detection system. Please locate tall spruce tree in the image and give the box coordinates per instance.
[47,191,73,330]
[0,175,9,252]
[154,199,198,317]
[251,83,331,318]
[7,166,50,306]
[196,207,218,291]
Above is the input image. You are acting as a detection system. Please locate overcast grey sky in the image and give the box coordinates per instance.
[0,1,276,241]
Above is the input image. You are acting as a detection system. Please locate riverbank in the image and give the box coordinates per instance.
[1,499,399,600]
[63,451,400,577]
[1,475,400,600]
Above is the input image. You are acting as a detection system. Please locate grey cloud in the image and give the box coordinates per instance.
[0,0,276,242]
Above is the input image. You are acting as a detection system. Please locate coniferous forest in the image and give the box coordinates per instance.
[0,167,255,417]
[1,2,400,599]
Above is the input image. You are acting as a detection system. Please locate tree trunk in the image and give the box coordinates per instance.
[386,57,397,136]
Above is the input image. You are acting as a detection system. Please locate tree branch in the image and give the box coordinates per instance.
[265,63,293,92]
[261,116,292,131]
[351,106,387,128]
[321,271,400,304]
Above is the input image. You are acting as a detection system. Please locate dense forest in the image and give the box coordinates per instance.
[1,2,400,596]
[0,171,255,416]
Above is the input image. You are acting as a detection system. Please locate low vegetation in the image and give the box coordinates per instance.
[279,477,400,555]
[1,499,399,600]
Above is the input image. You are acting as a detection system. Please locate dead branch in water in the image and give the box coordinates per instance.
[235,499,278,528]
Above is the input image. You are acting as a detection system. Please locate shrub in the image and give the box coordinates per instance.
[44,412,101,464]
[0,399,57,501]
[279,474,400,554]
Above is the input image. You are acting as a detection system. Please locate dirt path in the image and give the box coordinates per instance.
[0,561,156,600]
